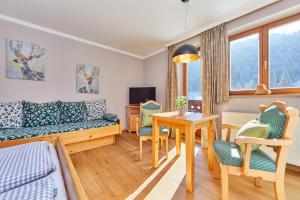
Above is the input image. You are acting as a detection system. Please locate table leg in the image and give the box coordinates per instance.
[176,129,181,156]
[185,125,195,192]
[152,118,159,168]
[208,119,216,171]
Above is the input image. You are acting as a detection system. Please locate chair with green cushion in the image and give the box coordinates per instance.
[213,101,299,200]
[135,100,169,160]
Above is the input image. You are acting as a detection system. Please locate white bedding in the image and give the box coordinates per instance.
[49,144,68,200]
[0,142,56,194]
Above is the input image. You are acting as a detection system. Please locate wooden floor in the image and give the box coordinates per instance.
[71,133,300,200]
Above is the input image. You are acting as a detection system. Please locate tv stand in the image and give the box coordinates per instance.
[126,104,140,133]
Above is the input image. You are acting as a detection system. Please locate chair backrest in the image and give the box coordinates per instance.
[259,104,287,139]
[258,101,299,173]
[139,100,161,120]
[258,101,298,140]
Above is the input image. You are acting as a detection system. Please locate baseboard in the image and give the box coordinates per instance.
[287,163,300,173]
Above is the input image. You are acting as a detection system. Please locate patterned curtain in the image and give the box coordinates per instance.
[200,23,229,147]
[166,45,178,112]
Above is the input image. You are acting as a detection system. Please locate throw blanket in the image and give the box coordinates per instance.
[0,177,54,200]
[0,142,56,193]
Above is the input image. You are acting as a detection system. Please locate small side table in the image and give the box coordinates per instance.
[151,112,219,192]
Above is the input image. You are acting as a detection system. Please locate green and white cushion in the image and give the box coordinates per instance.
[59,101,86,124]
[141,108,160,127]
[102,113,118,122]
[23,101,59,127]
[139,126,169,136]
[236,120,269,153]
[213,140,276,172]
[140,102,161,127]
[258,106,286,139]
[0,102,23,128]
[85,99,106,121]
[0,120,117,141]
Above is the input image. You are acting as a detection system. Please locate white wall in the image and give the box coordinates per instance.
[216,96,300,115]
[0,19,144,123]
[143,50,168,111]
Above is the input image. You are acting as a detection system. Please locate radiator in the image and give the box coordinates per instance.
[222,112,300,166]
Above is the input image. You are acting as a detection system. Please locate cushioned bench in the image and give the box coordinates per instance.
[0,100,121,153]
[0,119,117,141]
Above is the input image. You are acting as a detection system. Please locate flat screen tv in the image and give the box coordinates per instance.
[129,87,156,105]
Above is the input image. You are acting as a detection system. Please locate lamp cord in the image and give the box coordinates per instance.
[185,1,189,33]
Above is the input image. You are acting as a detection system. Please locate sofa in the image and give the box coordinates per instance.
[0,99,121,152]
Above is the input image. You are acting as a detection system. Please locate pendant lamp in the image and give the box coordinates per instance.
[172,0,200,63]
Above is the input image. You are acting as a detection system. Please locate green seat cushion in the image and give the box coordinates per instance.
[258,106,286,139]
[23,101,60,127]
[141,108,160,127]
[139,126,169,136]
[213,140,276,172]
[236,120,269,153]
[59,101,86,124]
[0,120,117,141]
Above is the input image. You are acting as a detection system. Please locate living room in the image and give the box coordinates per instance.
[0,0,299,200]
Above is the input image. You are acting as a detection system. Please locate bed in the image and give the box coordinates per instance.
[0,140,88,200]
[0,100,121,199]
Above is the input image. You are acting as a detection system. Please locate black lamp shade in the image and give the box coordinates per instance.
[172,44,200,63]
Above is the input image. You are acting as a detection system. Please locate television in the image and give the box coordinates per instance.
[129,87,156,105]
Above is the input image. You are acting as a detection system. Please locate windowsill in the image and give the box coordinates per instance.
[230,93,300,98]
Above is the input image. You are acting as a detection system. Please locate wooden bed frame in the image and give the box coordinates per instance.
[57,138,88,200]
[0,119,122,200]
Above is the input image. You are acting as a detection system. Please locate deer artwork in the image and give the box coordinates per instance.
[77,65,99,94]
[9,40,45,81]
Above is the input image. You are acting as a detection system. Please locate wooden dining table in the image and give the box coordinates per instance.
[151,111,219,192]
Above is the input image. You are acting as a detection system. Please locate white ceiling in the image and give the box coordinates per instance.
[0,0,275,58]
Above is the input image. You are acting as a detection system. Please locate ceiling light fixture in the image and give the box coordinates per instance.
[172,0,200,63]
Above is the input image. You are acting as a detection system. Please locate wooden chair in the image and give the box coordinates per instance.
[213,101,299,200]
[135,100,169,160]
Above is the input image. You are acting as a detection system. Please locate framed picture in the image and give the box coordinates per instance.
[76,63,99,94]
[6,39,45,81]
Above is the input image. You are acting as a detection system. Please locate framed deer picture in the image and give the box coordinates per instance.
[6,39,45,81]
[76,63,99,94]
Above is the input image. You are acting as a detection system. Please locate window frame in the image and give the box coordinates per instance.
[229,27,263,95]
[229,13,300,95]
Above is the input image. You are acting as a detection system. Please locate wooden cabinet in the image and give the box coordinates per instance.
[126,105,140,133]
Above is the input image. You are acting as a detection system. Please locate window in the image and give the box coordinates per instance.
[230,33,260,91]
[269,19,300,89]
[229,13,300,95]
[183,56,202,113]
[187,60,202,100]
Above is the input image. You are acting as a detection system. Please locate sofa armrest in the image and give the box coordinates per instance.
[103,113,118,123]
